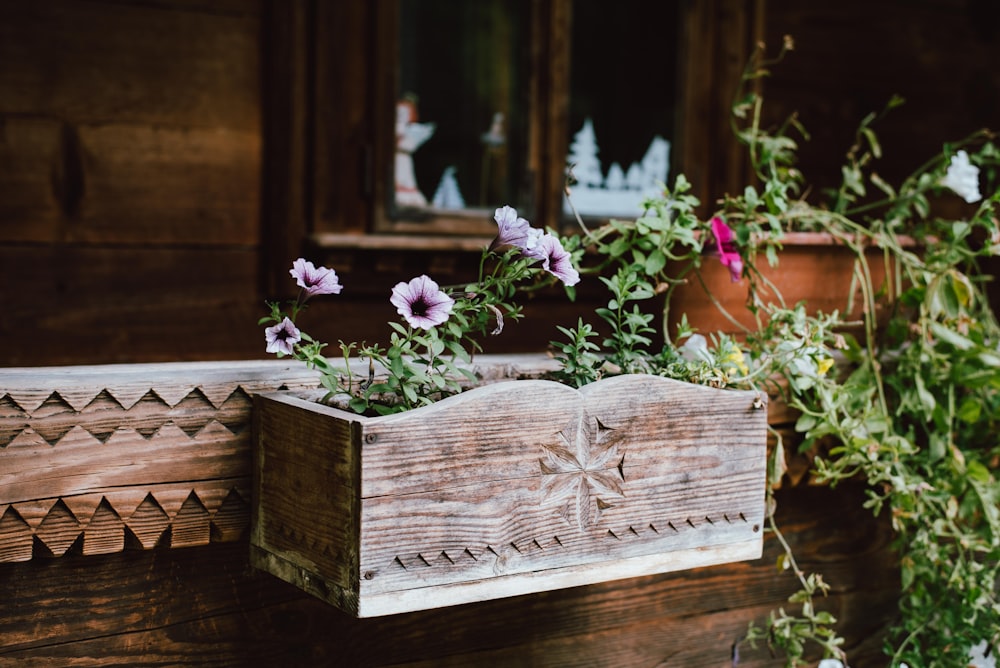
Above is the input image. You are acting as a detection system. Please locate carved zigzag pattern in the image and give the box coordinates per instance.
[0,386,256,447]
[389,511,756,570]
[0,486,250,562]
[1,365,322,561]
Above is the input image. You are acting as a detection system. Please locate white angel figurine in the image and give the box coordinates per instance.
[395,97,436,207]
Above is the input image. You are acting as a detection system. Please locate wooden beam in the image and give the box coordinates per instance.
[0,360,322,562]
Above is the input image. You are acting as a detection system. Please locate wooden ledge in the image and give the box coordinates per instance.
[0,355,561,562]
[0,354,787,563]
[0,359,323,562]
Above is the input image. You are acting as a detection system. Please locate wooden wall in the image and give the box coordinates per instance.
[0,359,899,666]
[2,0,999,666]
[0,487,898,666]
[0,361,894,667]
[760,0,1000,196]
[0,0,265,366]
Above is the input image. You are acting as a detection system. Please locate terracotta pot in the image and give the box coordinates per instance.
[666,232,904,339]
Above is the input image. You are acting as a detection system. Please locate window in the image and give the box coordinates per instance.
[395,0,532,216]
[565,1,679,219]
[264,0,758,282]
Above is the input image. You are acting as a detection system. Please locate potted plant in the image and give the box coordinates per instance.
[251,209,770,618]
[252,38,1000,666]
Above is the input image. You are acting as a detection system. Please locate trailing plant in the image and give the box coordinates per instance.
[560,37,1000,667]
[261,36,1000,668]
[654,40,997,666]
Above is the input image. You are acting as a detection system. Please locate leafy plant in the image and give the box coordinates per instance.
[261,209,580,415]
[262,35,1000,667]
[560,36,1000,667]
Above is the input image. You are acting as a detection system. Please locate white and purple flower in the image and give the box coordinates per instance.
[390,275,456,330]
[264,317,301,355]
[490,205,533,251]
[290,258,343,297]
[525,233,580,286]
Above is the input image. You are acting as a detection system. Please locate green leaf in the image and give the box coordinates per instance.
[794,413,817,433]
[644,248,667,276]
[768,435,788,487]
[913,375,936,420]
[948,270,974,309]
[928,321,973,350]
[870,171,896,198]
[861,126,882,158]
[967,462,1000,543]
[608,237,631,257]
[956,397,982,423]
[842,165,865,196]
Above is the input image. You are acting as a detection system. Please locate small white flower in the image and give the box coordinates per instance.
[817,660,844,668]
[942,149,982,203]
[679,334,710,362]
[969,640,997,668]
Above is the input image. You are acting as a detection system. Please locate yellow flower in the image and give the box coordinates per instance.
[816,357,834,376]
[725,348,749,376]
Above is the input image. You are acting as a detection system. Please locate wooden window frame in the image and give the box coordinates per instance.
[262,0,761,294]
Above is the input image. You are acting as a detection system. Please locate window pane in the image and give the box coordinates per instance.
[396,0,531,214]
[565,2,679,218]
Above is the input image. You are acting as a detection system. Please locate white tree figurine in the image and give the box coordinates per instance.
[564,117,671,217]
[567,118,604,187]
[605,162,626,190]
[431,166,466,209]
[626,163,644,190]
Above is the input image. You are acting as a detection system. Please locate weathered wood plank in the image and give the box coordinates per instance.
[0,246,265,366]
[0,0,261,128]
[0,0,262,245]
[0,359,324,561]
[251,392,360,606]
[0,355,580,563]
[0,484,897,667]
[0,119,260,245]
[252,371,768,616]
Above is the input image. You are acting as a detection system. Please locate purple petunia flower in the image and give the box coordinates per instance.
[264,317,301,355]
[526,233,580,286]
[710,217,743,282]
[489,205,532,251]
[390,275,455,330]
[290,258,343,297]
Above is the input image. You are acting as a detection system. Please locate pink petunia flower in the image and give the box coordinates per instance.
[526,233,580,286]
[489,205,533,251]
[710,217,743,282]
[290,258,343,297]
[390,275,456,330]
[264,317,301,355]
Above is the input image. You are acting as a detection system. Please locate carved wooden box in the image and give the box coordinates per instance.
[250,374,768,617]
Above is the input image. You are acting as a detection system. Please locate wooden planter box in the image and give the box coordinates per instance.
[250,369,768,617]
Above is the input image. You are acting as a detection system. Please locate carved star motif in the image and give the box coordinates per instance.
[539,412,626,529]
